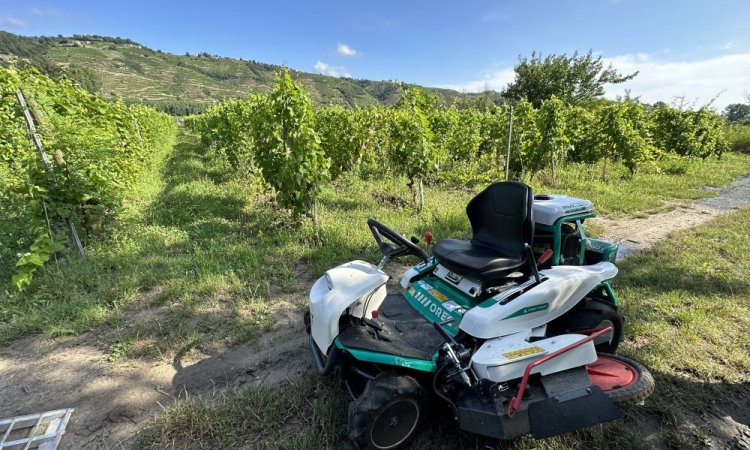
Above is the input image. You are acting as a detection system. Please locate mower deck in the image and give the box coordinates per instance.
[338,293,446,361]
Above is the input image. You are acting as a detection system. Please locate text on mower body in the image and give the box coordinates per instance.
[411,289,451,322]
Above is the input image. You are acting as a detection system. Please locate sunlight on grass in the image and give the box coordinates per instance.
[135,208,750,450]
[2,130,749,448]
[2,132,749,360]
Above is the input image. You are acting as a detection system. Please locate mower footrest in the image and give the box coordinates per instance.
[528,385,620,439]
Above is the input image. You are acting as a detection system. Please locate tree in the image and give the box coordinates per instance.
[506,98,541,178]
[315,105,358,179]
[478,103,509,165]
[388,87,436,209]
[599,99,655,175]
[537,96,569,184]
[723,103,750,123]
[253,70,330,234]
[504,51,638,107]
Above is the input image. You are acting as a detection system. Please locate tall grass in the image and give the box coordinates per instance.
[727,123,750,153]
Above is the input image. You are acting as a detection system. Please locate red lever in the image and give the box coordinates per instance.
[537,248,553,265]
[424,231,433,246]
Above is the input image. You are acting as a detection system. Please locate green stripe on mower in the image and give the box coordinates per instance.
[335,339,438,372]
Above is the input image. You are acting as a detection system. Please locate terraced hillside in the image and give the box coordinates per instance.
[0,32,479,109]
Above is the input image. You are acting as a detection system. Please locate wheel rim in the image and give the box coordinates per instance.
[369,398,420,449]
[587,355,640,392]
[593,320,615,346]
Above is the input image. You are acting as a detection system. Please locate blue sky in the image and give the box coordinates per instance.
[1,0,749,108]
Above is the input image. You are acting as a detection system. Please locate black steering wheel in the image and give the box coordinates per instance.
[367,218,429,263]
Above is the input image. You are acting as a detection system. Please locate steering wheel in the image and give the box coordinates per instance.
[367,218,429,263]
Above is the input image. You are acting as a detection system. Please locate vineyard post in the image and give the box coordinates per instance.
[505,103,514,181]
[419,179,424,210]
[16,90,85,258]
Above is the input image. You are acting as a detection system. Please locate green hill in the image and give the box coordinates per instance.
[0,31,491,112]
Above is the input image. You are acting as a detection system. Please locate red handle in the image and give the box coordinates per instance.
[507,327,612,417]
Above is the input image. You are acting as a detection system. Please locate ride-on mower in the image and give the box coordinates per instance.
[305,181,654,449]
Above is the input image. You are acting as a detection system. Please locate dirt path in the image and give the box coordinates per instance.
[0,300,311,449]
[592,176,750,259]
[1,178,749,449]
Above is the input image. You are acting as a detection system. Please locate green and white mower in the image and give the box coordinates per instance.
[305,181,654,449]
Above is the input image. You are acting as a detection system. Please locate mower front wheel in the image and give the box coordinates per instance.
[348,372,427,449]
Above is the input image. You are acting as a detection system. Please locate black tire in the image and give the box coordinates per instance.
[303,311,311,335]
[592,354,655,406]
[552,298,624,353]
[348,372,427,450]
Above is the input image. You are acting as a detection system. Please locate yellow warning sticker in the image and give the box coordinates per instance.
[428,289,449,302]
[502,346,545,360]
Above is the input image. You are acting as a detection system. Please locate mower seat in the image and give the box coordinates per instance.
[432,181,534,286]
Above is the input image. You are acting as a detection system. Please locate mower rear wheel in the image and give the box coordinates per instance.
[552,298,623,353]
[348,372,427,449]
[588,354,655,405]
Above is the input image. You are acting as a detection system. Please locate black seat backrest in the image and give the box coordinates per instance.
[466,181,534,259]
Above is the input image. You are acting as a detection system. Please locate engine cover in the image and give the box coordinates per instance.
[471,331,598,383]
[533,194,594,226]
[459,262,617,339]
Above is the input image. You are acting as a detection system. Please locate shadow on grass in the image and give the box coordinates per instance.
[137,351,750,450]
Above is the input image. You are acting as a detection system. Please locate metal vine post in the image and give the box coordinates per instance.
[16,89,85,258]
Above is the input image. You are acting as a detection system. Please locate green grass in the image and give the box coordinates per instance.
[135,207,750,450]
[727,123,750,153]
[522,152,750,217]
[2,132,750,355]
[1,131,748,447]
[0,132,475,355]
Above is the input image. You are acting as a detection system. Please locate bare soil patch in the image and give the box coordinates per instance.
[0,298,309,449]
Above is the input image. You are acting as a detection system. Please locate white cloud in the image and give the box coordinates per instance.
[314,60,351,78]
[440,67,515,93]
[604,52,750,110]
[0,15,25,28]
[442,51,750,110]
[336,43,358,57]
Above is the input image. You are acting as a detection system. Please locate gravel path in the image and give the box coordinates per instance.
[697,176,750,210]
[594,176,750,260]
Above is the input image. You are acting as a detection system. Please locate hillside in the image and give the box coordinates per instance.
[0,31,489,111]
